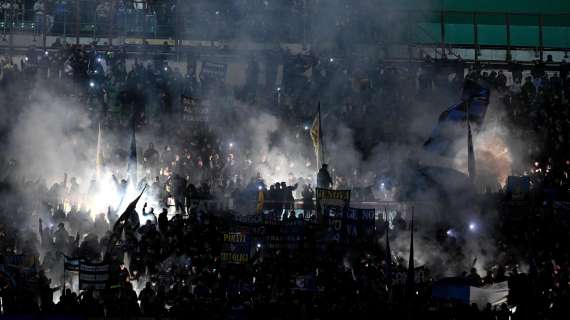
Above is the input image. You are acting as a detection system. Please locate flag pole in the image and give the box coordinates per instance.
[62,260,66,297]
[406,205,415,319]
[318,102,325,166]
[467,100,476,182]
[407,206,415,293]
[106,186,147,260]
[385,208,392,300]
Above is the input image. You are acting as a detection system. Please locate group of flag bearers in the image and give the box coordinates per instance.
[307,78,494,314]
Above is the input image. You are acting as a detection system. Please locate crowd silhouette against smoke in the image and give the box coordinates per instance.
[0,1,570,319]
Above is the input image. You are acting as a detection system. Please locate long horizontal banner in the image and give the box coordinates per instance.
[228,208,376,251]
[0,254,36,268]
[79,262,110,290]
[392,266,428,285]
[200,61,227,81]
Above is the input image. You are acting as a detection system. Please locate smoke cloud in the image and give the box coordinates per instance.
[0,0,537,281]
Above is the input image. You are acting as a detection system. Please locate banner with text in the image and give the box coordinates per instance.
[181,95,209,123]
[230,215,321,250]
[316,188,351,219]
[79,262,110,290]
[345,208,376,241]
[393,266,428,285]
[200,61,227,81]
[221,232,251,264]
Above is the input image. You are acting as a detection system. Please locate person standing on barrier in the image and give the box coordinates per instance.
[317,164,333,189]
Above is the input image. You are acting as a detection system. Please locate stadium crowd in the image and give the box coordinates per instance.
[0,40,570,318]
[0,0,309,40]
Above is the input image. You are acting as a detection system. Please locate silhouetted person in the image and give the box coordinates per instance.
[139,281,155,316]
[288,210,297,221]
[317,164,333,189]
[267,184,278,213]
[158,208,168,234]
[302,184,315,217]
[281,182,297,213]
[467,267,483,287]
[119,263,131,284]
[143,142,159,170]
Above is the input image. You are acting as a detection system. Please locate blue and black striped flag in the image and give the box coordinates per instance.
[424,80,490,156]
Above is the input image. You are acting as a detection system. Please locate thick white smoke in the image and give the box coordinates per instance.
[8,91,95,184]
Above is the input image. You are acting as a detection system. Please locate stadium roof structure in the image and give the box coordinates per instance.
[386,0,570,14]
[373,1,568,54]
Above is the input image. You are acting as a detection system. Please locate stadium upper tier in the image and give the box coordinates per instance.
[1,1,569,61]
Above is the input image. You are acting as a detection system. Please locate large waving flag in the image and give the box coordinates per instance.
[112,187,144,234]
[424,80,490,156]
[310,102,324,169]
[105,187,145,258]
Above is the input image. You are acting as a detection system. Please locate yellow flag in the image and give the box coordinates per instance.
[310,106,322,168]
[256,190,265,214]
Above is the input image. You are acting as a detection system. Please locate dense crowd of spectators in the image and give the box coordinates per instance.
[498,61,570,194]
[1,39,570,318]
[4,0,403,42]
[1,160,569,318]
[0,0,307,40]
